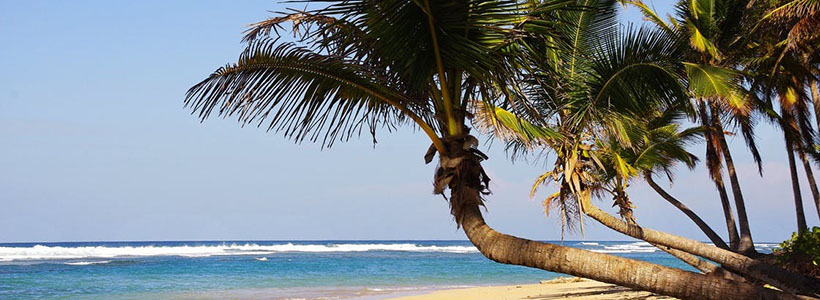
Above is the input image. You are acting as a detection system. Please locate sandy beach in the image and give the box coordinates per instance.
[390,278,676,300]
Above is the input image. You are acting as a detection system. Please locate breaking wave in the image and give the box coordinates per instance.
[64,260,111,266]
[0,243,478,261]
[4,240,760,262]
[588,241,658,253]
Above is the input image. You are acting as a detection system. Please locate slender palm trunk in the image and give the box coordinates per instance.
[711,106,755,254]
[645,175,729,250]
[700,105,740,250]
[797,147,820,222]
[652,242,717,273]
[786,134,809,231]
[652,244,747,283]
[811,79,820,219]
[812,80,820,136]
[580,200,820,296]
[458,204,802,300]
[714,172,741,250]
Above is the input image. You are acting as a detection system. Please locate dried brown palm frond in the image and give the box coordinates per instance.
[431,135,491,227]
[528,141,608,238]
[244,9,346,42]
[611,189,636,224]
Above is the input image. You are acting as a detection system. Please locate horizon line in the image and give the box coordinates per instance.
[0,238,767,244]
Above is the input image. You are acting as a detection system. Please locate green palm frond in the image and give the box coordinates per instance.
[683,62,747,111]
[185,42,435,148]
[590,105,702,216]
[472,102,563,147]
[187,0,578,152]
[561,0,618,78]
[583,26,690,126]
[686,23,721,58]
[619,0,674,33]
[689,0,714,23]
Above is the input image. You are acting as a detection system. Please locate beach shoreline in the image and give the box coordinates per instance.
[384,277,676,300]
[161,277,675,300]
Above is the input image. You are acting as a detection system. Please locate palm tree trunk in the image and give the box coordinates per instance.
[711,106,756,254]
[714,172,741,250]
[797,147,820,222]
[810,79,820,219]
[458,204,802,300]
[580,199,820,296]
[700,105,740,250]
[439,145,818,297]
[645,174,729,250]
[786,134,809,231]
[652,245,748,283]
[812,80,820,136]
[651,242,717,273]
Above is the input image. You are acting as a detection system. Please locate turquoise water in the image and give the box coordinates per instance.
[0,240,777,299]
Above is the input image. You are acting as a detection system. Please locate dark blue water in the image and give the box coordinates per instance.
[0,240,777,299]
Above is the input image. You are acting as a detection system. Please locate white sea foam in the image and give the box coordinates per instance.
[0,243,479,261]
[0,241,680,261]
[754,243,780,252]
[590,241,657,254]
[64,260,111,266]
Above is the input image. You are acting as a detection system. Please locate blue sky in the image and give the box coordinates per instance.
[1,0,817,243]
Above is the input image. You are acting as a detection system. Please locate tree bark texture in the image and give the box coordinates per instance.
[652,242,717,274]
[786,134,809,231]
[459,204,805,300]
[798,148,820,224]
[711,106,755,254]
[581,201,820,296]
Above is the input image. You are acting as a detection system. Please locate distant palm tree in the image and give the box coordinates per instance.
[673,0,767,254]
[757,0,820,223]
[745,46,817,232]
[184,0,806,298]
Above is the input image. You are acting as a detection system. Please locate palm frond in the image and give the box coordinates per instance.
[619,0,674,33]
[763,0,820,20]
[185,41,434,148]
[583,26,689,126]
[472,102,563,147]
[686,23,721,58]
[684,62,748,113]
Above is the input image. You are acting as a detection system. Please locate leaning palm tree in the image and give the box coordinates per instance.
[596,108,730,250]
[474,1,820,294]
[588,108,738,272]
[183,0,807,299]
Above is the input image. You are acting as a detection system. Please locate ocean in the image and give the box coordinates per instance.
[0,240,778,300]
